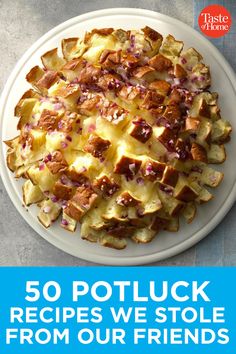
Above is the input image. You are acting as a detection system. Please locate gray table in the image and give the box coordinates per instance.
[0,0,235,266]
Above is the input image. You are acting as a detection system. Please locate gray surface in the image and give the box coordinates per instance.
[0,0,235,266]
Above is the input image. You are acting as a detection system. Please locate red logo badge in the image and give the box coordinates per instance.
[198,4,232,38]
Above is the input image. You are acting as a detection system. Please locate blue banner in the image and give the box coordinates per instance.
[0,267,234,353]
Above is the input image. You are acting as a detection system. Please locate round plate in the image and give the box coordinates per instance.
[1,8,236,265]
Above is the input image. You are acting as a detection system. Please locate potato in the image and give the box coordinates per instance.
[38,199,61,228]
[22,180,44,206]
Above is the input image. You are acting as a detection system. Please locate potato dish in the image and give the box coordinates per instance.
[5,27,232,249]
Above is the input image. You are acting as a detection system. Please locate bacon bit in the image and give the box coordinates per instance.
[132,66,155,79]
[129,118,153,143]
[71,185,98,210]
[37,70,58,89]
[141,160,165,181]
[116,191,140,207]
[84,134,110,158]
[141,90,165,109]
[78,64,101,85]
[142,26,163,41]
[148,54,172,72]
[174,64,187,79]
[114,156,141,176]
[149,80,171,96]
[163,104,181,123]
[53,180,73,200]
[169,88,182,104]
[46,150,68,174]
[38,109,58,131]
[122,53,140,68]
[97,73,122,91]
[190,143,208,163]
[93,175,119,198]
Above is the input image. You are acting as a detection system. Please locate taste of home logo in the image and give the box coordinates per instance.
[198,4,232,38]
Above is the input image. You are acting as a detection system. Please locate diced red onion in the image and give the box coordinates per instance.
[180,57,187,65]
[88,124,96,133]
[43,206,51,214]
[51,195,58,203]
[66,135,72,142]
[136,177,144,185]
[61,141,68,149]
[159,184,173,195]
[54,102,63,110]
[191,166,203,173]
[61,219,69,226]
[39,163,45,171]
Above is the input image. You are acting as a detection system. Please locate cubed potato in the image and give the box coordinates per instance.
[60,210,77,232]
[41,48,66,71]
[207,144,226,164]
[61,37,87,60]
[38,199,61,228]
[22,180,45,206]
[30,130,46,151]
[99,234,127,250]
[27,165,57,191]
[160,34,183,58]
[158,187,184,216]
[201,167,223,188]
[196,120,212,146]
[132,228,156,243]
[189,181,213,204]
[211,119,232,143]
[15,98,38,129]
[182,202,196,223]
[161,166,179,187]
[174,176,198,202]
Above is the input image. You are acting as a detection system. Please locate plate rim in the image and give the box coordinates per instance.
[0,7,236,265]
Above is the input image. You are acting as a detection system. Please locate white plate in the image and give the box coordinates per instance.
[1,8,236,265]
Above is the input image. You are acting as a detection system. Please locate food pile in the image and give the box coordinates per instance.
[5,27,232,249]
